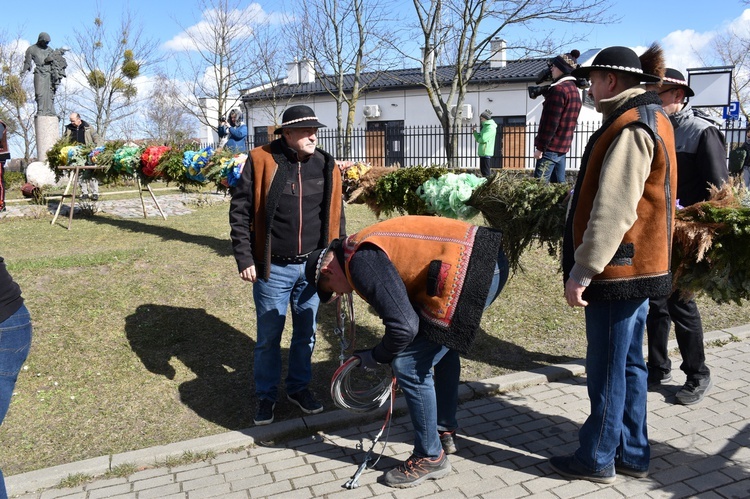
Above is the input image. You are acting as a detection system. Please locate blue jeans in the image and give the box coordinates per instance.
[0,304,32,499]
[575,298,650,473]
[391,249,509,458]
[252,262,319,402]
[533,151,567,183]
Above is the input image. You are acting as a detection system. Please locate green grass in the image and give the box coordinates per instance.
[1,198,749,477]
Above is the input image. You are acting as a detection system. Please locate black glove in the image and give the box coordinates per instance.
[354,349,378,370]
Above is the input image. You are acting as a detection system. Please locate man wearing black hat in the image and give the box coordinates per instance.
[644,68,727,405]
[306,215,508,488]
[550,45,677,484]
[533,50,583,183]
[229,104,346,425]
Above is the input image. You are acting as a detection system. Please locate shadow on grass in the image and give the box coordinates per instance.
[466,327,579,372]
[88,216,233,257]
[125,304,255,429]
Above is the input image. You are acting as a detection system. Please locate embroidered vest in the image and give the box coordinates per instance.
[343,216,502,352]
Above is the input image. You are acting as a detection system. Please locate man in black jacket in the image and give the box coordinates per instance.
[645,68,728,405]
[229,105,346,425]
[63,113,102,200]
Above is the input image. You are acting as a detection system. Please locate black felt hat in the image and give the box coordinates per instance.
[571,46,661,83]
[661,68,695,97]
[305,238,344,304]
[273,105,327,134]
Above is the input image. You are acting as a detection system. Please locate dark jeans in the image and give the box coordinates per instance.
[479,156,492,177]
[646,291,709,382]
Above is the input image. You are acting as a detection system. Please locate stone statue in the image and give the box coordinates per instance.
[21,32,67,117]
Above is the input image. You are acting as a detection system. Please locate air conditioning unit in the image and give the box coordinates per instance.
[450,103,473,120]
[363,104,381,118]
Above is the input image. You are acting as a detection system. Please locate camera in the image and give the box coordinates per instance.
[535,65,553,85]
[528,84,551,100]
[220,116,226,122]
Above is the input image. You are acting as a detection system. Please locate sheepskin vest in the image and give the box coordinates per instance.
[564,95,677,301]
[343,216,502,353]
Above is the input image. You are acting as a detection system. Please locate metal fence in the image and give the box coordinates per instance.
[233,120,749,171]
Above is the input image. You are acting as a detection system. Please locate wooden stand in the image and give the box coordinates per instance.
[51,166,167,229]
[137,178,168,221]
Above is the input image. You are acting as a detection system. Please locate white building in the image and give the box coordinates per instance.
[237,42,602,169]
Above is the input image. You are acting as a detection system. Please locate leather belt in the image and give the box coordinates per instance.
[271,253,311,264]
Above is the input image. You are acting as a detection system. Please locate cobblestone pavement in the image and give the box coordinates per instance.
[8,326,750,499]
[1,191,229,220]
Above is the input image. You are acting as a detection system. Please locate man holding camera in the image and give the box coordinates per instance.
[532,50,582,184]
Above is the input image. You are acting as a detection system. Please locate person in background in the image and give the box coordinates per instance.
[306,215,509,488]
[229,105,345,426]
[63,113,102,201]
[472,110,497,177]
[644,68,728,405]
[0,256,33,498]
[550,44,675,484]
[0,120,9,212]
[219,109,248,153]
[533,50,583,184]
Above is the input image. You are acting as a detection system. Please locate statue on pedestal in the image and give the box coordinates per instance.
[21,32,67,117]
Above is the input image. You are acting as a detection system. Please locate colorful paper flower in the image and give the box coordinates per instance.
[182,146,214,182]
[88,146,106,164]
[140,146,171,178]
[417,172,486,219]
[113,146,142,175]
[219,153,247,188]
[60,145,86,166]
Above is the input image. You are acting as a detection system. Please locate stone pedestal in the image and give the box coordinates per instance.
[35,115,60,162]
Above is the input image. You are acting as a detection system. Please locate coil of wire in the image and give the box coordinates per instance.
[330,356,394,413]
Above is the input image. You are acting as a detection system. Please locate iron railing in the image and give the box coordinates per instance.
[206,120,748,171]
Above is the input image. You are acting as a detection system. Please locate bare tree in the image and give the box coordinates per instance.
[0,33,37,160]
[244,18,296,132]
[707,30,750,124]
[410,0,611,164]
[144,73,196,145]
[286,0,394,159]
[67,9,160,139]
[170,0,270,139]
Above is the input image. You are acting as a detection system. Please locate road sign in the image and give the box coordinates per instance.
[724,101,740,120]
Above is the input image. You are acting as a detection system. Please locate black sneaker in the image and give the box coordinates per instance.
[91,194,99,201]
[439,431,457,454]
[647,371,672,387]
[676,377,712,405]
[383,451,451,488]
[254,399,275,425]
[549,455,616,484]
[80,194,89,200]
[615,463,649,478]
[287,389,323,414]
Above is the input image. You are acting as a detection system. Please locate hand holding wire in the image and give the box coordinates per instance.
[354,349,378,371]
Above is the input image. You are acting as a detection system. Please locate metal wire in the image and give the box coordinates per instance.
[331,356,394,413]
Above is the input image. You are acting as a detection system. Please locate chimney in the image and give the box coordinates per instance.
[490,38,506,68]
[287,59,299,85]
[421,45,436,74]
[298,59,315,84]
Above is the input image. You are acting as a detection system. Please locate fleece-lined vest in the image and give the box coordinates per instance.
[342,216,502,353]
[566,101,677,301]
[250,143,342,280]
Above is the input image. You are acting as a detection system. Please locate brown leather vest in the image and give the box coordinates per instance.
[573,104,677,299]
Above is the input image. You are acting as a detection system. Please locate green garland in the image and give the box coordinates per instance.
[373,165,448,217]
[673,180,750,304]
[467,171,570,273]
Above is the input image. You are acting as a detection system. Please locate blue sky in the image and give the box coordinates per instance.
[4,0,749,70]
